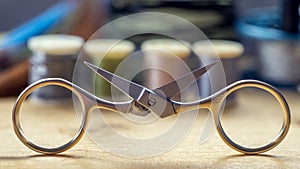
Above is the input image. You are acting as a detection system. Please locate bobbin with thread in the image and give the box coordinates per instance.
[236,4,300,86]
[28,34,84,103]
[141,38,193,101]
[84,39,135,99]
[193,40,244,103]
[258,40,300,85]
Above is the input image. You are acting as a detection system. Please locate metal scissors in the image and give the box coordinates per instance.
[12,61,291,155]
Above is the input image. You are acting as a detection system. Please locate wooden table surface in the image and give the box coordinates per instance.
[1,89,300,169]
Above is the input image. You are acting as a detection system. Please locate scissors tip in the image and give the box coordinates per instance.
[201,60,219,73]
[84,61,93,67]
[207,60,219,68]
[84,61,99,72]
[83,61,89,65]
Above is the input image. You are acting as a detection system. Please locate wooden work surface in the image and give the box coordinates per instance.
[1,89,300,169]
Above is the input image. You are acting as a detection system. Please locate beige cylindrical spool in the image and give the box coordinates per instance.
[142,39,191,100]
[84,39,135,97]
[193,40,244,102]
[28,34,84,103]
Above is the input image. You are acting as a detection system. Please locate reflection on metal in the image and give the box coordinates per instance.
[12,62,290,155]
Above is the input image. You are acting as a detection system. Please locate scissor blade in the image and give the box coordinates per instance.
[84,61,146,101]
[153,61,218,99]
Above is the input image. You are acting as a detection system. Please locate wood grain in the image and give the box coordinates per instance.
[0,90,300,169]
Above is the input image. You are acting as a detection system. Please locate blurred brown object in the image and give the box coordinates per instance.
[0,60,28,97]
[68,0,107,40]
[0,0,107,97]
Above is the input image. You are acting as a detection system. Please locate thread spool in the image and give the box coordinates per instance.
[236,5,300,86]
[141,39,191,101]
[258,41,300,85]
[28,34,84,103]
[84,39,135,98]
[193,40,244,103]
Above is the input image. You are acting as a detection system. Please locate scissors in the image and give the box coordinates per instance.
[12,61,291,155]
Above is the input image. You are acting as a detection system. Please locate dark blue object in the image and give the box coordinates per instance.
[236,14,300,40]
[282,0,300,33]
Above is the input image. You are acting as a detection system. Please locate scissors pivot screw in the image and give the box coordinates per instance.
[147,98,156,106]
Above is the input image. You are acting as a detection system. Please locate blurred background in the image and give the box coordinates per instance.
[1,0,299,99]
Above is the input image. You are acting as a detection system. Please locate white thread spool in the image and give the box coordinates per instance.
[193,40,244,102]
[28,34,84,102]
[258,40,300,85]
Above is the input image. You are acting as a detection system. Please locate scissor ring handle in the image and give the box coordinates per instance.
[12,78,88,154]
[214,80,291,154]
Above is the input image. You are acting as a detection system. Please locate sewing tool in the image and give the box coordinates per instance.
[12,61,290,154]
